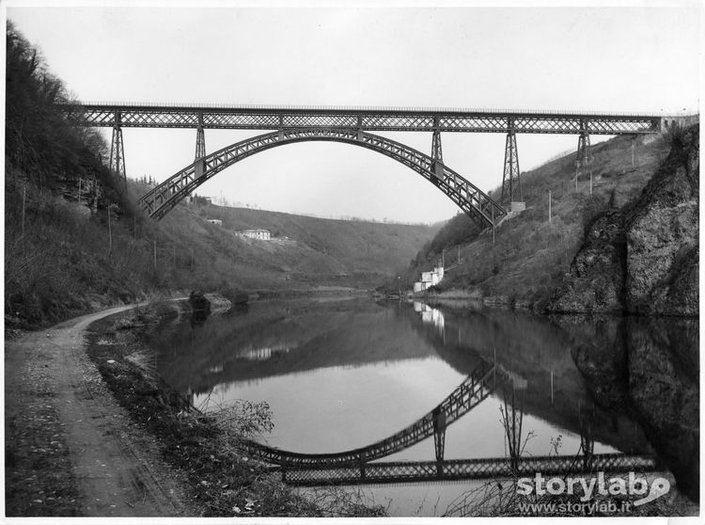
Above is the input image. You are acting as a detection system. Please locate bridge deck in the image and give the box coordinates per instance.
[60,103,662,134]
[277,453,659,486]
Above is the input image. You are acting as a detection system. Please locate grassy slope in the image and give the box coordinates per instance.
[5,177,439,327]
[187,203,441,281]
[406,133,670,306]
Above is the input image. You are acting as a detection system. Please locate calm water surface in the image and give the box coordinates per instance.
[146,296,697,516]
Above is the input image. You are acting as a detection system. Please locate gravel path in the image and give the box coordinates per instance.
[5,306,189,517]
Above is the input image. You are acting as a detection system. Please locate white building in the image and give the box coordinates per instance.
[413,265,445,292]
[240,229,271,240]
[206,219,223,226]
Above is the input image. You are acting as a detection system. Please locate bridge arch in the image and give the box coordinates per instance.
[243,360,506,468]
[139,128,506,225]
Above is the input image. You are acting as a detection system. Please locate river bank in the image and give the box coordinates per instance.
[82,298,386,517]
[5,296,386,517]
[5,304,190,517]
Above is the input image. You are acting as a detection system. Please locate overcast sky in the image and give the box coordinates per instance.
[6,2,701,223]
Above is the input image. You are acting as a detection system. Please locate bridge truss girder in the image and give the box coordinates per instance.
[280,453,659,487]
[139,128,507,227]
[61,103,661,135]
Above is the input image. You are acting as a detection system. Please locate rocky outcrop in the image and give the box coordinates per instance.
[550,213,626,313]
[567,316,699,501]
[550,125,699,316]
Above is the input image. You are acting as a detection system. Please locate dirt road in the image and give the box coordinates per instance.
[5,306,188,517]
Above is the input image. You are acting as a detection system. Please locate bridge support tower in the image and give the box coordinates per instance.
[579,404,595,470]
[501,119,522,208]
[576,119,592,193]
[109,111,127,189]
[195,112,206,160]
[431,117,444,182]
[433,406,447,475]
[192,113,207,188]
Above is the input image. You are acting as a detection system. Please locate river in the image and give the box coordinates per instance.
[143,296,698,516]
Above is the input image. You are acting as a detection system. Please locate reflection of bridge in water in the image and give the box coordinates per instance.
[279,453,658,486]
[245,360,501,467]
[244,360,659,485]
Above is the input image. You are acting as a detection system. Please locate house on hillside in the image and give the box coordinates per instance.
[239,229,271,241]
[413,265,444,293]
[206,219,222,226]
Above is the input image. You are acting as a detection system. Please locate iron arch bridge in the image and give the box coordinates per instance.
[242,360,505,468]
[59,102,666,224]
[138,128,506,225]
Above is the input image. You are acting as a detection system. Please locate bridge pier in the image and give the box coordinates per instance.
[576,119,592,193]
[195,112,206,161]
[109,111,127,189]
[579,404,595,470]
[431,117,444,180]
[500,120,522,206]
[433,406,447,466]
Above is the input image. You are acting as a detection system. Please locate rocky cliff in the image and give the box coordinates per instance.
[550,125,699,316]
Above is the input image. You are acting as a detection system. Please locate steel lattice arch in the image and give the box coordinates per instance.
[139,128,507,226]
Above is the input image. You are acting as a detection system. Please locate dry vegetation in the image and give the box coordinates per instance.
[84,307,386,517]
[406,132,670,307]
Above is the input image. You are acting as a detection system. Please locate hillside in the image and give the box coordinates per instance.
[4,23,439,328]
[405,130,673,307]
[185,203,440,283]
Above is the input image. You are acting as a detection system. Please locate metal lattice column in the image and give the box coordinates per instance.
[195,112,206,160]
[431,117,443,179]
[576,120,592,192]
[500,123,521,205]
[109,111,127,188]
[432,407,446,464]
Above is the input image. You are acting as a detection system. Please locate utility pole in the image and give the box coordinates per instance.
[107,205,112,255]
[21,183,26,237]
[631,139,636,167]
[491,206,496,244]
